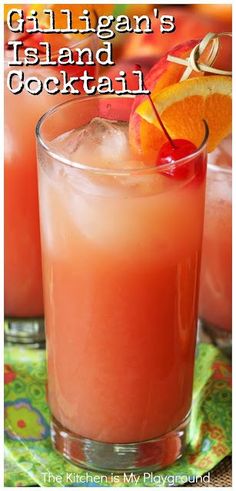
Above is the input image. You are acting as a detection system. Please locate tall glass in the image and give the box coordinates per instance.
[4,32,97,346]
[36,96,208,471]
[199,136,232,353]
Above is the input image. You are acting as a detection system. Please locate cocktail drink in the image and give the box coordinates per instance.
[4,26,97,345]
[37,95,208,471]
[199,136,232,350]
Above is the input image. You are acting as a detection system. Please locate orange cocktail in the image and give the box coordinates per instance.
[4,23,97,344]
[37,96,208,471]
[199,135,232,350]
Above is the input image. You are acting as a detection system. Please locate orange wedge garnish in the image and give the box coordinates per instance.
[135,75,232,153]
[128,39,213,161]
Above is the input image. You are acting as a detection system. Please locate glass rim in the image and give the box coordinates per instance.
[36,94,209,177]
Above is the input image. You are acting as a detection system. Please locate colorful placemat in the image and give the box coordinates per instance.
[190,456,232,487]
[4,343,231,487]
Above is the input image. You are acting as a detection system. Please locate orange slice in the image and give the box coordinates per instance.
[128,39,208,162]
[135,75,232,153]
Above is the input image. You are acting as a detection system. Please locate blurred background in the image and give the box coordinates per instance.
[5,3,232,75]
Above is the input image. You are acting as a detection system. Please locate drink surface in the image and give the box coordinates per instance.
[39,117,206,443]
[199,136,232,332]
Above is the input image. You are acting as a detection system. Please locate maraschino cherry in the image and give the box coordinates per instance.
[137,65,198,173]
[146,87,198,178]
[145,87,197,166]
[158,139,197,164]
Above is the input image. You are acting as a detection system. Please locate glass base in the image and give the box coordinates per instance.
[199,318,232,357]
[51,413,190,472]
[4,318,45,348]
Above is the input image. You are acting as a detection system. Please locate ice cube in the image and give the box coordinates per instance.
[54,117,131,168]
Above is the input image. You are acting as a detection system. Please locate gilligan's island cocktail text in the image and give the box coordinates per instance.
[6,7,175,95]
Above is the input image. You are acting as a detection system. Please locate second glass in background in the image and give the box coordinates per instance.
[4,30,98,346]
[199,136,232,354]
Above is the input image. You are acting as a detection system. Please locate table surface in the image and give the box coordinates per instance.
[189,456,232,487]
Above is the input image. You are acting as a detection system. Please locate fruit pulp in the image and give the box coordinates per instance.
[38,105,207,444]
[199,136,232,332]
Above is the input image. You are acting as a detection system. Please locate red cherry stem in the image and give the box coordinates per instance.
[135,64,176,149]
